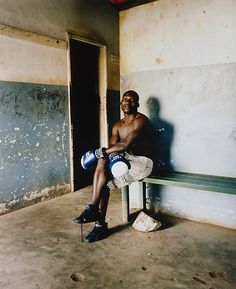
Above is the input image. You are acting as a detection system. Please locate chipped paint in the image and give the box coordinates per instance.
[0,183,71,215]
[0,80,71,214]
[22,184,68,202]
[0,203,6,214]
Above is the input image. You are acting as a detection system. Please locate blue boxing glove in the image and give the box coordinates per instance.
[81,147,107,170]
[81,150,97,170]
[109,153,131,178]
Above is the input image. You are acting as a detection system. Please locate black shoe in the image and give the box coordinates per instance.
[73,204,103,224]
[84,222,109,243]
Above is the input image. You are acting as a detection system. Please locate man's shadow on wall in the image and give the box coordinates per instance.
[146,97,175,216]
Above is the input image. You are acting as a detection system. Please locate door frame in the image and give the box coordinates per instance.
[67,33,108,191]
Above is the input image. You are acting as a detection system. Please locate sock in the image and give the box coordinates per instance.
[87,204,99,211]
[95,220,106,227]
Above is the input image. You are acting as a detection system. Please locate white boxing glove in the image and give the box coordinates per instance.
[109,153,131,178]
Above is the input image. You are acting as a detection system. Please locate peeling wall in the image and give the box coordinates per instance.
[0,0,119,213]
[0,81,70,213]
[0,29,70,213]
[120,0,236,229]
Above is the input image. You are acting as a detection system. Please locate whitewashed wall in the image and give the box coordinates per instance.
[120,0,236,229]
[0,27,67,85]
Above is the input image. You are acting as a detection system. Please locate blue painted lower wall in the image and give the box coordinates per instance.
[0,80,71,213]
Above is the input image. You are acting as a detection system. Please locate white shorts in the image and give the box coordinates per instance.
[107,153,153,190]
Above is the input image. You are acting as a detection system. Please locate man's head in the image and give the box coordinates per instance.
[121,90,140,114]
[123,90,139,102]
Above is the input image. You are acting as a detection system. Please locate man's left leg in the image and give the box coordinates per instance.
[84,186,110,243]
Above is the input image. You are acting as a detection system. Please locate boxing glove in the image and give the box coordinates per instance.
[80,150,98,170]
[81,147,107,170]
[109,153,131,178]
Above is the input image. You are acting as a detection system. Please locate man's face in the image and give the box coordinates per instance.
[120,94,139,114]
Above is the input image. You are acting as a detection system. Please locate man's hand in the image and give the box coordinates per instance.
[94,147,107,159]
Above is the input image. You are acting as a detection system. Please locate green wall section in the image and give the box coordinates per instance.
[0,81,70,212]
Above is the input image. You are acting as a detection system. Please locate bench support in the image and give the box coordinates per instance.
[121,181,147,223]
[121,185,129,223]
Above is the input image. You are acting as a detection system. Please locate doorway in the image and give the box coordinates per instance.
[69,38,101,190]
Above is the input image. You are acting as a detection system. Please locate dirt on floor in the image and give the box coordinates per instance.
[0,185,236,289]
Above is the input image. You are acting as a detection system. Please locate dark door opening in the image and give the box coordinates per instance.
[70,39,100,190]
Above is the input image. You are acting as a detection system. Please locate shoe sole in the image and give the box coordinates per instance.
[73,218,99,224]
[84,233,109,243]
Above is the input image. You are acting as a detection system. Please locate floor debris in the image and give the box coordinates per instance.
[71,272,85,282]
[192,273,208,284]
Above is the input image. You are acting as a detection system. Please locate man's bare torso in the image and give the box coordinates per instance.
[116,112,153,159]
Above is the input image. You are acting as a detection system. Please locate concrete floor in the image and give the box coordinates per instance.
[0,186,235,289]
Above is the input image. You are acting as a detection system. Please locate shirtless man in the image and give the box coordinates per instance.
[74,90,154,242]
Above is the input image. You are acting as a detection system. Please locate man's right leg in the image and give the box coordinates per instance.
[73,158,109,224]
[83,186,110,243]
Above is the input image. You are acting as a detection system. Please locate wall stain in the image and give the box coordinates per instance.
[0,80,70,213]
[0,183,71,215]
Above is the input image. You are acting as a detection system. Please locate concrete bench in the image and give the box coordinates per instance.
[121,171,236,222]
